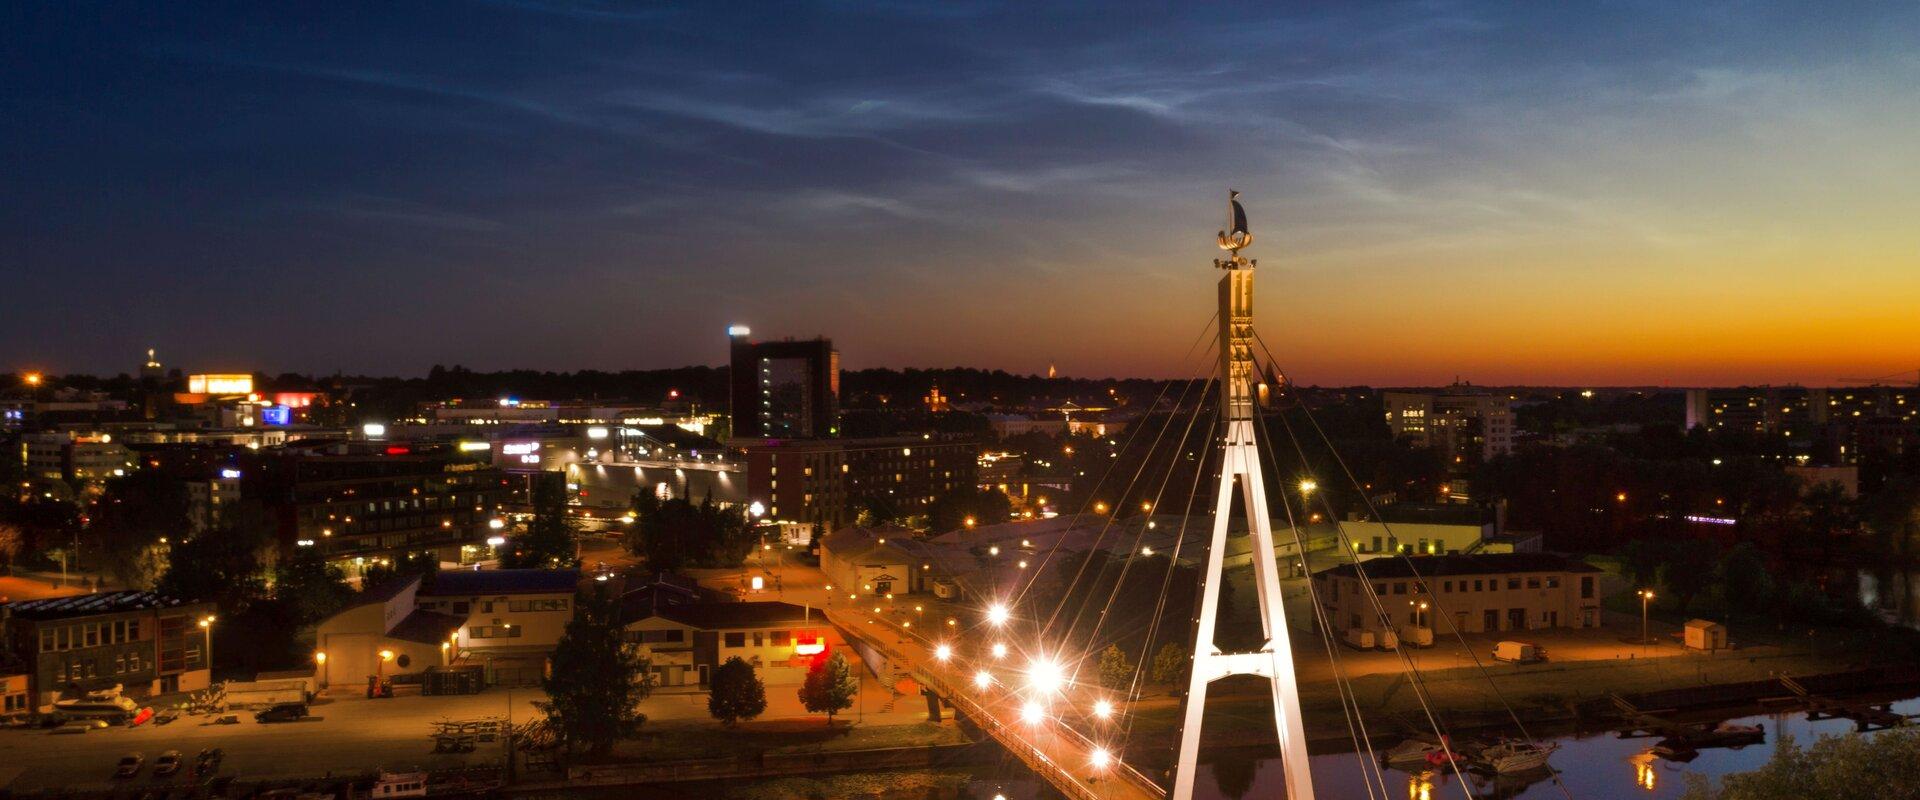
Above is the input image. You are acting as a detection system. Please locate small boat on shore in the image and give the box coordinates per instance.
[1381,736,1465,768]
[1476,739,1558,774]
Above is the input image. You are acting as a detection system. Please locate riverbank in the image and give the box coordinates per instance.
[1120,646,1915,765]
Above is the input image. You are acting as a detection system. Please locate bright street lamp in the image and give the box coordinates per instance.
[934,644,953,662]
[1020,701,1044,724]
[986,603,1010,626]
[1299,479,1318,495]
[1638,589,1656,646]
[1093,699,1115,720]
[991,642,1008,659]
[1090,747,1112,770]
[974,670,993,690]
[1026,657,1064,695]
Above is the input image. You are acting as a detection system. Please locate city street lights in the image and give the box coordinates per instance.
[314,651,328,687]
[1638,589,1656,646]
[197,615,215,667]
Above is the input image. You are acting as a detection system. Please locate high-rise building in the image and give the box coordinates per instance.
[743,435,978,532]
[727,327,838,440]
[1383,386,1515,467]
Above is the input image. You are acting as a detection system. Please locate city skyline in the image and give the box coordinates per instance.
[7,2,1920,385]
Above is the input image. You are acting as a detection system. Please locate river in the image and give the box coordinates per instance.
[1178,695,1920,799]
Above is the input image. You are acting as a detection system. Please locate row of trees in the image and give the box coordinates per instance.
[539,585,861,757]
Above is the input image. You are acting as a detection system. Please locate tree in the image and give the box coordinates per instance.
[1660,539,1719,615]
[798,651,859,725]
[628,496,755,571]
[707,656,767,726]
[1620,539,1666,591]
[0,522,21,570]
[92,470,191,589]
[539,585,652,756]
[1097,644,1133,691]
[926,487,1014,533]
[1681,728,1920,799]
[502,475,579,568]
[155,519,268,613]
[1718,543,1773,610]
[275,546,356,626]
[1150,642,1187,685]
[360,550,438,592]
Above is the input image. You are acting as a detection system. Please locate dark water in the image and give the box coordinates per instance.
[1190,696,1920,799]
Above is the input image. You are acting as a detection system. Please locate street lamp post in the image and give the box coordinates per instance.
[197,615,216,670]
[315,651,329,688]
[1638,589,1655,647]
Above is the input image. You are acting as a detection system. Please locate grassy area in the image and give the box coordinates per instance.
[611,720,969,763]
[717,768,975,800]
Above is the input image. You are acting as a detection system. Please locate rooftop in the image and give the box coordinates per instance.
[421,568,581,597]
[2,590,206,620]
[1315,552,1601,581]
[388,609,467,645]
[644,601,819,630]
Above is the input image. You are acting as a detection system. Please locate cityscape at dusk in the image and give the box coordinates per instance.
[8,3,1920,383]
[6,4,1920,800]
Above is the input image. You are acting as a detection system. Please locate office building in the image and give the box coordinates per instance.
[728,328,839,440]
[1314,553,1605,640]
[743,435,978,532]
[2,591,217,706]
[1383,386,1515,466]
[1684,387,1823,438]
[621,601,829,688]
[314,569,580,688]
[242,441,512,573]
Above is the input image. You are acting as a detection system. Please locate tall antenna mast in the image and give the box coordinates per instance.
[1171,191,1316,800]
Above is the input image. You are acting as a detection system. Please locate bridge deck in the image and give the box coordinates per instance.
[827,609,1165,800]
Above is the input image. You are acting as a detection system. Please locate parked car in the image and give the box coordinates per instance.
[153,750,184,777]
[114,753,145,779]
[255,702,309,723]
[195,747,225,778]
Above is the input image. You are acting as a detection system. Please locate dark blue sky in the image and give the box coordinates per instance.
[6,2,1918,384]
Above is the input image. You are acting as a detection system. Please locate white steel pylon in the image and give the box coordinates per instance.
[1171,192,1316,800]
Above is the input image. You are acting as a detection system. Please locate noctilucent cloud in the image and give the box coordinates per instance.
[6,2,1919,385]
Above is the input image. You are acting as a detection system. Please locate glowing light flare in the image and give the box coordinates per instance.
[1090,747,1112,770]
[1020,701,1044,724]
[973,670,994,690]
[1093,699,1115,720]
[1026,657,1064,694]
[986,603,1010,626]
[991,642,1008,659]
[934,643,952,662]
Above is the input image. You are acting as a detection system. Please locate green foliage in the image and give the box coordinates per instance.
[926,488,1013,534]
[0,522,22,567]
[275,546,356,626]
[1681,729,1920,800]
[1150,642,1187,685]
[501,475,579,568]
[156,518,269,612]
[1717,543,1772,608]
[798,651,860,723]
[360,550,438,592]
[708,656,767,726]
[538,585,653,756]
[627,495,754,571]
[93,470,192,588]
[1658,539,1719,615]
[1097,644,1133,691]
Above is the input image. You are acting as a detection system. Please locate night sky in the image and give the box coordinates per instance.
[6,2,1918,386]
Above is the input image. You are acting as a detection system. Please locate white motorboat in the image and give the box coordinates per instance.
[1477,739,1558,774]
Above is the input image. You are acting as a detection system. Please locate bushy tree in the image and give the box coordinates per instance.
[1718,543,1772,609]
[0,522,22,570]
[539,585,652,756]
[707,656,767,726]
[1097,644,1133,691]
[1150,642,1187,685]
[926,488,1014,533]
[502,475,579,568]
[1681,729,1920,799]
[360,550,438,592]
[628,496,754,571]
[275,546,356,626]
[798,651,859,725]
[1660,539,1719,615]
[93,470,190,588]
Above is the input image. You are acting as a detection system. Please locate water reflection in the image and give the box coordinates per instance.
[1408,772,1434,800]
[1631,750,1658,792]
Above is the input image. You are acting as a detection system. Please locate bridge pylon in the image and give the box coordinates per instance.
[1170,191,1316,800]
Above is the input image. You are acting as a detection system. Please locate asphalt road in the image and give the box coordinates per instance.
[1,689,542,792]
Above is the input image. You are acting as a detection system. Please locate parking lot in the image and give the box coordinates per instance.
[1,689,542,792]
